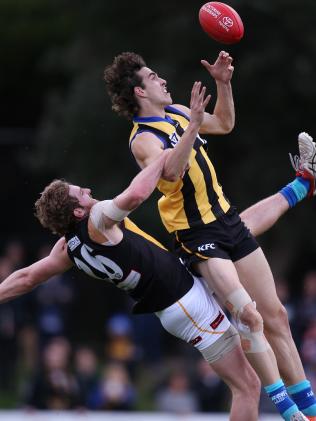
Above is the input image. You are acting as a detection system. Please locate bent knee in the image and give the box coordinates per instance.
[240,303,263,332]
[264,303,291,333]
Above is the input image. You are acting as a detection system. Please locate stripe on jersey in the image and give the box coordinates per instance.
[123,217,168,250]
[195,149,219,214]
[181,169,203,225]
[129,106,230,232]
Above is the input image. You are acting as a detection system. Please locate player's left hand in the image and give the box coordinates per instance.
[201,51,234,83]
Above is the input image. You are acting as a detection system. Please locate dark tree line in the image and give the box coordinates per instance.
[1,0,316,280]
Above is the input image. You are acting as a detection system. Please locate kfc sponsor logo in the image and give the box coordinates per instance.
[198,243,215,252]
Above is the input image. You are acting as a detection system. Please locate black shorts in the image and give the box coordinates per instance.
[173,206,259,268]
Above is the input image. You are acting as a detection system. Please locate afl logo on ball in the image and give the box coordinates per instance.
[222,16,234,27]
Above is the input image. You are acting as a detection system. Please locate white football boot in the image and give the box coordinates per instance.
[289,131,316,197]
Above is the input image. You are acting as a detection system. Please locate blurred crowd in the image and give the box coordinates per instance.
[0,239,315,414]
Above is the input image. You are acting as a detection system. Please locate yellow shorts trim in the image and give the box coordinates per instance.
[175,232,209,260]
[176,300,225,335]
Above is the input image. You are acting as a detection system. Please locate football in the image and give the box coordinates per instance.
[199,2,244,44]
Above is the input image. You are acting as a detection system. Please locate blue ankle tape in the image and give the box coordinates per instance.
[288,380,316,416]
[288,380,311,395]
[265,380,299,420]
[280,178,309,207]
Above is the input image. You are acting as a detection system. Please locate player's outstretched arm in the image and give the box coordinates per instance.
[162,81,211,180]
[175,51,235,135]
[115,150,171,211]
[132,82,210,182]
[89,150,171,233]
[0,238,73,304]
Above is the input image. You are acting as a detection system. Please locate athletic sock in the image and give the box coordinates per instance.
[264,379,300,420]
[280,177,310,207]
[287,380,316,417]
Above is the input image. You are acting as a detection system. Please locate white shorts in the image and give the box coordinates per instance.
[156,276,231,352]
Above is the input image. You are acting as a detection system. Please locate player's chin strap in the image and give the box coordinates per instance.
[227,288,269,353]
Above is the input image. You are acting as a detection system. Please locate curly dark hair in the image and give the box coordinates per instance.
[34,179,80,236]
[104,52,146,120]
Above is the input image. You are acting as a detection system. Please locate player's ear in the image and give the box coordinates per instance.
[74,207,85,219]
[134,86,145,98]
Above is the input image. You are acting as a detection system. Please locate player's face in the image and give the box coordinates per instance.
[136,67,172,106]
[68,185,97,212]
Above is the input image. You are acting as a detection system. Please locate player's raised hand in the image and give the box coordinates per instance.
[201,51,234,83]
[189,81,211,127]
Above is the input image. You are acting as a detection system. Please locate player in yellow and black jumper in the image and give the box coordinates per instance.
[104,51,316,420]
[130,104,258,266]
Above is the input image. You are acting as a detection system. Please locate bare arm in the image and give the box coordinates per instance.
[88,150,171,237]
[240,193,289,237]
[0,238,73,304]
[174,51,235,135]
[114,150,171,211]
[132,82,210,181]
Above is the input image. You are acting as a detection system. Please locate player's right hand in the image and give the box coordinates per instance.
[189,81,211,128]
[202,51,234,83]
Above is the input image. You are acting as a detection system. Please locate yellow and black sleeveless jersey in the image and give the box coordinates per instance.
[129,105,231,233]
[65,217,193,314]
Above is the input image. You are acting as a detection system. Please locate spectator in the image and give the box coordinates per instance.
[25,336,80,409]
[33,245,76,345]
[89,362,136,410]
[301,271,316,322]
[275,277,296,323]
[301,319,316,368]
[293,271,316,344]
[155,369,199,414]
[74,346,99,408]
[193,358,229,412]
[105,313,141,377]
[4,240,26,270]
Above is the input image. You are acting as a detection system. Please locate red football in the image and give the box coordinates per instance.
[199,2,244,44]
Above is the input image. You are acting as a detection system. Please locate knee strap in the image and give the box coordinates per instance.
[238,323,270,353]
[227,289,269,353]
[200,325,240,363]
[226,288,252,319]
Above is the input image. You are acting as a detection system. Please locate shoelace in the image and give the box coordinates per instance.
[289,153,302,172]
